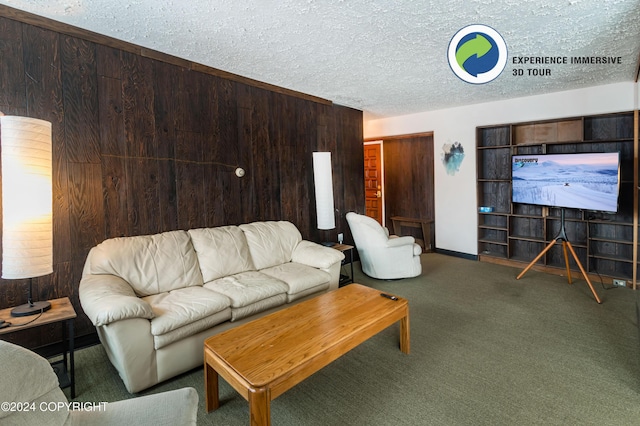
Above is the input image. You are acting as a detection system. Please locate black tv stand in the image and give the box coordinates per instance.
[516,208,602,304]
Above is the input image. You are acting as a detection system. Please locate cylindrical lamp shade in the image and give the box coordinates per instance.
[312,152,336,230]
[1,116,53,279]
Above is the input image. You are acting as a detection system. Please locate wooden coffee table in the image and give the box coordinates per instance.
[204,283,409,425]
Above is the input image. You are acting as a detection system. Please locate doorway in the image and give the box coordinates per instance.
[364,133,434,237]
[364,141,384,224]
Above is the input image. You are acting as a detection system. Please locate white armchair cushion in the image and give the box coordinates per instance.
[240,221,302,270]
[88,230,204,296]
[188,226,255,281]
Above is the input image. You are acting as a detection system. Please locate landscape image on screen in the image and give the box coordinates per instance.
[511,152,620,212]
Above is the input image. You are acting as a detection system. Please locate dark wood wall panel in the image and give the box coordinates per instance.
[101,156,128,237]
[383,135,435,230]
[0,17,24,113]
[68,162,104,262]
[122,52,157,158]
[61,36,100,164]
[0,15,364,348]
[334,105,365,243]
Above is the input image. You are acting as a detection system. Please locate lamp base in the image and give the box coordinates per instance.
[11,301,51,317]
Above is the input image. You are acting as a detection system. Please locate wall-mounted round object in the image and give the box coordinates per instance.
[235,167,245,178]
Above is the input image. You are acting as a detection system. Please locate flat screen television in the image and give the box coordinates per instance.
[511,152,620,212]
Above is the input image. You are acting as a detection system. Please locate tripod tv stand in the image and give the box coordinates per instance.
[516,208,602,304]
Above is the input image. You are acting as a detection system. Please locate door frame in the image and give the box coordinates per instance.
[363,140,385,225]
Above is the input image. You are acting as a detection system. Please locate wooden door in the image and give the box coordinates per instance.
[382,134,434,231]
[364,143,383,224]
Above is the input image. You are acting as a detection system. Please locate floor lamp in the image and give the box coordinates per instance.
[0,115,53,318]
[313,152,336,246]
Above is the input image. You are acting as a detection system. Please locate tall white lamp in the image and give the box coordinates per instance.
[1,115,53,317]
[312,152,336,232]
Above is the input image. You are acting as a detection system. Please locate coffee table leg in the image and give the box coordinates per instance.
[249,387,271,426]
[205,362,219,412]
[400,312,410,354]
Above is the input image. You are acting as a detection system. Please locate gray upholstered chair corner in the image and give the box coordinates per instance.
[0,340,198,426]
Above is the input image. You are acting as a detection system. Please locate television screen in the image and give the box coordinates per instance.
[511,152,620,212]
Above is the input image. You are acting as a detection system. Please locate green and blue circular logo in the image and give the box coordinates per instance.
[448,24,507,84]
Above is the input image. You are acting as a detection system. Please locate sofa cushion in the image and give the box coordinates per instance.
[188,226,255,282]
[89,230,204,297]
[143,286,232,349]
[239,221,302,270]
[261,262,331,302]
[292,240,345,269]
[204,271,288,321]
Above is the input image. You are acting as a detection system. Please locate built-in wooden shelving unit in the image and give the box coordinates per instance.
[476,112,638,287]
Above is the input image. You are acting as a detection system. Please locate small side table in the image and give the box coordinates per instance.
[0,297,76,398]
[333,244,354,286]
[390,216,434,253]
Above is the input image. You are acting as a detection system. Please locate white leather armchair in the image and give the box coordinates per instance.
[0,340,198,426]
[346,212,422,279]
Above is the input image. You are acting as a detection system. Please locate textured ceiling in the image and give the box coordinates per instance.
[2,0,640,118]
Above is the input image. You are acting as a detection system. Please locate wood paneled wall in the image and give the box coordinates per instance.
[0,13,364,348]
[383,135,434,229]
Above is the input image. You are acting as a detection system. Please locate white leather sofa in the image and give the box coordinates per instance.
[346,212,422,279]
[79,221,344,393]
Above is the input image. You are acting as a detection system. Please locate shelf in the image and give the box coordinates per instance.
[479,237,507,245]
[479,225,508,231]
[589,236,634,245]
[510,213,544,219]
[587,219,634,226]
[588,253,634,263]
[582,137,634,143]
[477,145,511,149]
[545,216,584,223]
[509,235,545,242]
[478,250,508,259]
[478,243,508,258]
[552,240,588,249]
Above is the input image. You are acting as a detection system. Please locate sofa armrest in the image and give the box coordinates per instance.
[292,240,345,269]
[79,274,154,327]
[386,235,415,247]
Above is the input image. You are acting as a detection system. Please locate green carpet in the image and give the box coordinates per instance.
[66,253,640,425]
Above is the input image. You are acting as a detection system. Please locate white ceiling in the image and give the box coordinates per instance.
[2,0,640,119]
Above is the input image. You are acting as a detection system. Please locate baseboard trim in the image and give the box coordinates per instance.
[434,248,478,261]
